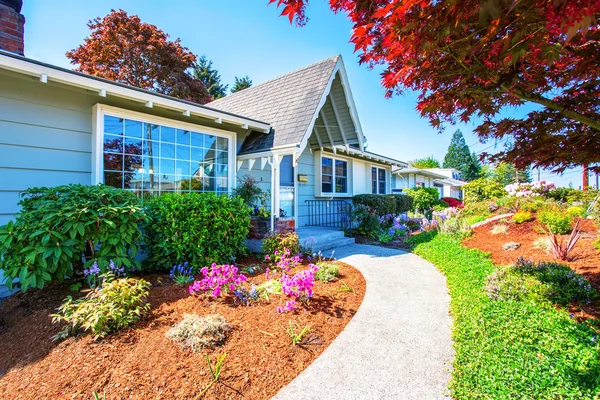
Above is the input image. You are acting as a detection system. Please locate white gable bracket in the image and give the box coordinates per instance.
[330,95,349,147]
[319,110,336,148]
[313,126,324,148]
[248,158,256,171]
[261,157,269,170]
[237,160,243,171]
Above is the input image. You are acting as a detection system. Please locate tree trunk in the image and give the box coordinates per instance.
[582,164,589,191]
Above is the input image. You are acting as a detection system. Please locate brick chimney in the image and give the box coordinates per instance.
[0,0,24,55]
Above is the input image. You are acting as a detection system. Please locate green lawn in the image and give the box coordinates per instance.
[408,232,600,399]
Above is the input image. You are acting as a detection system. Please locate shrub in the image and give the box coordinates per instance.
[592,198,600,225]
[566,206,586,218]
[51,275,151,340]
[462,178,505,203]
[315,261,339,283]
[231,174,263,208]
[547,187,579,203]
[485,267,548,302]
[440,197,464,208]
[189,263,247,298]
[505,180,556,197]
[392,194,414,214]
[465,215,488,226]
[533,237,552,250]
[512,211,533,224]
[352,204,380,238]
[594,238,600,252]
[490,224,508,235]
[144,193,250,271]
[262,232,300,261]
[461,200,493,218]
[519,196,547,212]
[352,194,398,216]
[402,187,440,216]
[546,219,582,261]
[537,210,572,234]
[432,203,449,212]
[166,314,231,352]
[0,184,145,292]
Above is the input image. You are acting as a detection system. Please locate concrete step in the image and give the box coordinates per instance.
[310,236,355,253]
[297,227,355,254]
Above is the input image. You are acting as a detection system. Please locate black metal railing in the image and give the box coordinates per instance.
[305,199,353,233]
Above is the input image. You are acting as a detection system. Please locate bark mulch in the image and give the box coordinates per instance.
[0,260,365,400]
[463,217,600,319]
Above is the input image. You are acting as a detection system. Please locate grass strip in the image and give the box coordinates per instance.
[409,231,600,399]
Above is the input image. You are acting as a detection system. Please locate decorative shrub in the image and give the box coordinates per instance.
[170,262,194,285]
[0,184,144,292]
[51,275,151,340]
[592,198,600,225]
[144,193,250,270]
[189,263,247,298]
[533,237,552,250]
[462,178,505,203]
[547,187,579,203]
[566,206,586,218]
[352,204,380,238]
[465,215,488,226]
[391,194,414,214]
[512,211,533,224]
[519,197,548,213]
[315,261,339,283]
[546,220,582,261]
[505,180,556,197]
[490,224,508,235]
[537,210,572,234]
[277,264,319,312]
[166,314,231,352]
[441,197,464,208]
[231,174,263,208]
[352,194,398,216]
[262,232,300,262]
[485,267,548,302]
[403,187,440,217]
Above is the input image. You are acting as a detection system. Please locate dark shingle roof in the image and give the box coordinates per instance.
[207,56,340,153]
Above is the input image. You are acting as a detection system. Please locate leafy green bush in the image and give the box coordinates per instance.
[352,204,380,238]
[51,275,151,340]
[315,261,339,283]
[410,233,600,399]
[461,200,493,218]
[512,211,533,224]
[519,196,547,212]
[462,178,505,203]
[144,193,250,270]
[547,187,578,203]
[485,267,548,302]
[0,184,145,292]
[403,187,440,216]
[566,205,586,218]
[465,215,488,226]
[391,194,414,214]
[590,198,600,225]
[537,210,573,234]
[352,194,398,216]
[262,232,300,261]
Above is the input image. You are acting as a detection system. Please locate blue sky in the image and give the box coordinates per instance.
[22,0,586,187]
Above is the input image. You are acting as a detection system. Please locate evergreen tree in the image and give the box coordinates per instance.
[192,56,228,100]
[442,130,481,181]
[493,162,532,186]
[409,156,440,169]
[231,76,252,93]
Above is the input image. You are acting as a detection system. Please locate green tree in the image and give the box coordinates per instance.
[493,162,531,186]
[409,156,440,169]
[443,130,481,181]
[231,76,252,93]
[192,56,228,100]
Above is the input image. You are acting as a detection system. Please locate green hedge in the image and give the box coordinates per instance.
[408,232,600,399]
[402,187,440,215]
[352,194,400,216]
[392,194,414,214]
[463,178,505,203]
[0,184,145,292]
[144,193,250,270]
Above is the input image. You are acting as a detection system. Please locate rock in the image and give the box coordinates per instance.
[488,202,499,213]
[502,242,521,251]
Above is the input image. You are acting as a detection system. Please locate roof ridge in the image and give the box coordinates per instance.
[209,55,340,105]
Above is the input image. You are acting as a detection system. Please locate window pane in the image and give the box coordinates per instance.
[159,158,175,176]
[379,181,386,194]
[104,116,123,136]
[176,129,191,146]
[216,151,228,164]
[124,137,142,155]
[336,177,347,193]
[190,147,205,163]
[161,142,175,159]
[145,123,159,141]
[159,176,176,191]
[335,160,347,178]
[372,180,377,194]
[215,164,228,178]
[161,127,175,143]
[216,137,228,152]
[176,145,190,160]
[372,167,377,180]
[124,119,143,138]
[191,132,203,148]
[204,135,216,150]
[378,168,386,181]
[176,160,191,176]
[104,171,123,188]
[322,175,332,193]
[280,155,294,187]
[103,153,123,172]
[322,157,333,175]
[124,155,142,174]
[103,135,123,154]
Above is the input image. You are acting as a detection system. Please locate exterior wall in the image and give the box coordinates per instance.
[297,146,317,227]
[236,160,272,206]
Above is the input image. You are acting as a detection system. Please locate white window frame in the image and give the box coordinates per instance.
[320,155,348,195]
[91,104,237,193]
[371,166,387,194]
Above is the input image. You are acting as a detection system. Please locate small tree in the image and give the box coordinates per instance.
[67,9,210,104]
[192,56,228,100]
[231,76,253,93]
[493,162,532,186]
[443,130,481,181]
[409,156,440,169]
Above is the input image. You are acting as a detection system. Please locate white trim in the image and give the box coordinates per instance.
[0,52,271,132]
[371,165,388,195]
[93,104,237,193]
[316,151,350,197]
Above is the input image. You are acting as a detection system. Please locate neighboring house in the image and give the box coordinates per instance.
[208,55,407,228]
[0,1,408,234]
[392,167,466,199]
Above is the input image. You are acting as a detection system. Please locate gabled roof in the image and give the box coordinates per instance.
[208,55,356,154]
[393,167,449,179]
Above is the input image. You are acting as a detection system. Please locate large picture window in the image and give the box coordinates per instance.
[372,167,386,194]
[102,114,229,197]
[322,156,348,194]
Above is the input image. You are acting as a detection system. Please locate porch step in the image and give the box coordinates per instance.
[297,227,355,254]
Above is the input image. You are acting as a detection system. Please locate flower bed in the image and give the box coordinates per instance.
[0,255,365,399]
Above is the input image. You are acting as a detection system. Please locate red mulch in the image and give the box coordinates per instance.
[463,217,600,319]
[0,259,365,400]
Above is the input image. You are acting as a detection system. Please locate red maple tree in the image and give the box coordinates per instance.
[269,0,600,172]
[67,9,210,104]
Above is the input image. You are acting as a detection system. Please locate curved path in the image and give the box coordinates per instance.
[273,244,454,400]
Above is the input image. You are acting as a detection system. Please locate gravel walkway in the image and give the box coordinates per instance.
[273,244,454,400]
